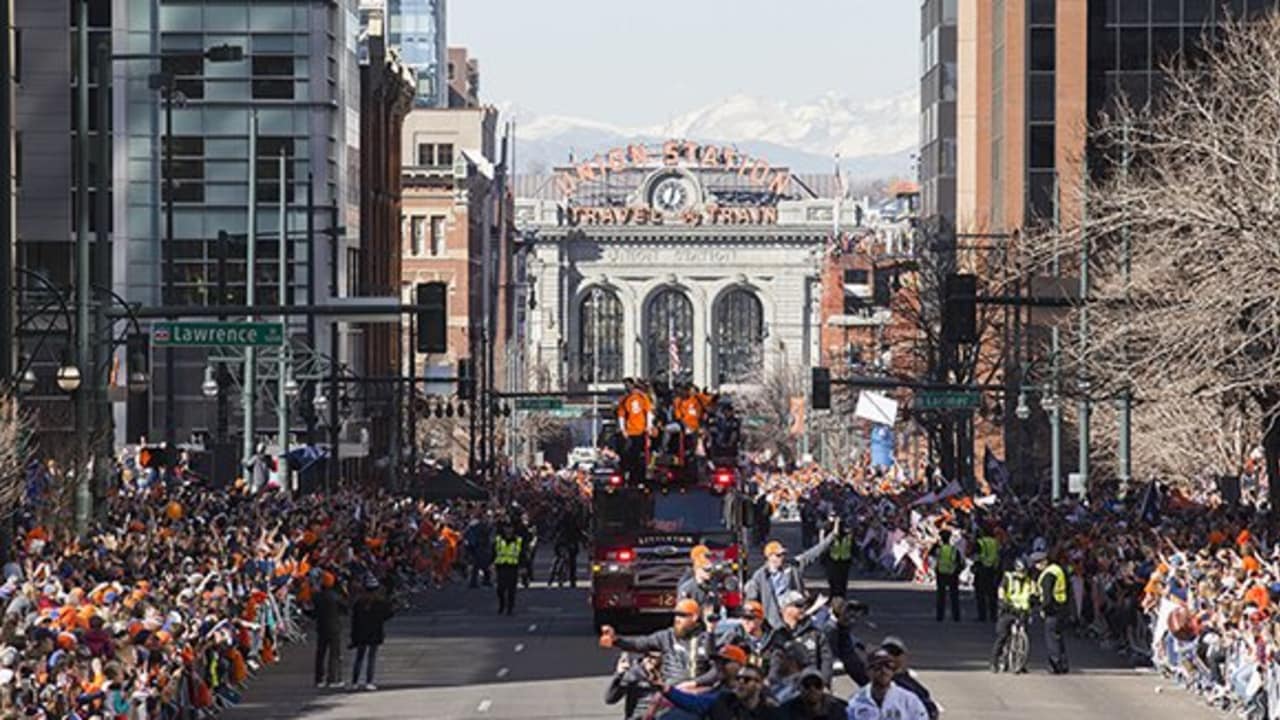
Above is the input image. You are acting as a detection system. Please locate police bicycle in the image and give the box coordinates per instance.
[998,611,1031,673]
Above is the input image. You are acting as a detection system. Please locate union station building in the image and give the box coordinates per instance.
[512,141,857,395]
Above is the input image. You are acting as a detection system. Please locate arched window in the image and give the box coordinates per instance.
[645,288,693,382]
[579,288,624,383]
[714,288,763,384]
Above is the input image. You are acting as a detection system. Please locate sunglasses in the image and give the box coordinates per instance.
[736,674,762,684]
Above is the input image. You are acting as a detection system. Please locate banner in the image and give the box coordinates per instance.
[855,391,898,426]
[870,424,895,467]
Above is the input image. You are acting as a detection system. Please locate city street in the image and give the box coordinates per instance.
[226,524,1218,720]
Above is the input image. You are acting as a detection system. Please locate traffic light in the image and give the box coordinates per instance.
[457,358,475,400]
[943,273,978,344]
[811,367,831,410]
[138,445,175,469]
[416,282,447,354]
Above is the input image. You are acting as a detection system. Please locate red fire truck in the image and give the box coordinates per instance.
[589,461,752,630]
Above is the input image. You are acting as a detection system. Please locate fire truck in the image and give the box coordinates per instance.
[589,459,752,630]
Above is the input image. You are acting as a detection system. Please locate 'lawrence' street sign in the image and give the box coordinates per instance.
[153,321,285,347]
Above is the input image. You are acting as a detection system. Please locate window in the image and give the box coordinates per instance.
[579,288,624,383]
[436,143,453,168]
[256,137,295,203]
[873,268,897,307]
[252,55,293,99]
[843,268,869,285]
[162,136,204,202]
[843,294,869,316]
[1030,28,1056,71]
[645,288,693,382]
[1029,124,1055,169]
[417,143,433,166]
[430,216,445,255]
[408,215,424,255]
[160,53,203,100]
[714,289,763,384]
[13,131,20,188]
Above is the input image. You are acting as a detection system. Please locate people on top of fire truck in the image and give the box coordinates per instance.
[616,378,654,484]
[745,518,840,629]
[598,598,717,687]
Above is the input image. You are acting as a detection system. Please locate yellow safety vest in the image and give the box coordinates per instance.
[830,536,853,562]
[999,572,1035,611]
[977,536,1000,568]
[495,537,523,566]
[937,544,958,575]
[1038,563,1067,605]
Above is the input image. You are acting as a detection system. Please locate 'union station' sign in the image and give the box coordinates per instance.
[554,140,792,197]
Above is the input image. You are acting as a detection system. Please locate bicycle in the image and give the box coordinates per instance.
[998,613,1030,673]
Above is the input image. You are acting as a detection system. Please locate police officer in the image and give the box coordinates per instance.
[990,557,1036,673]
[1031,551,1069,674]
[824,521,854,600]
[494,522,523,615]
[930,529,963,622]
[973,525,1000,622]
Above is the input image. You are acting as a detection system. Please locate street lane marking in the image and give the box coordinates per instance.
[528,624,538,632]
[514,643,525,653]
[477,699,492,713]
[496,667,510,679]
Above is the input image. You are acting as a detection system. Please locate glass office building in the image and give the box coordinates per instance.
[920,0,957,233]
[388,0,446,107]
[110,0,363,442]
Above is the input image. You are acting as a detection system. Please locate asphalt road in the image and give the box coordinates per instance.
[226,523,1220,719]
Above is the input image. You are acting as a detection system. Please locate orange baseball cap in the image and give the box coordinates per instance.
[690,545,711,568]
[741,601,765,620]
[715,645,748,665]
[764,541,786,557]
[674,598,700,616]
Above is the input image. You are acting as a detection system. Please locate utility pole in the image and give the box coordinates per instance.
[94,38,112,508]
[328,205,340,492]
[74,0,91,532]
[305,173,317,439]
[0,0,12,383]
[242,112,258,468]
[1117,122,1132,498]
[1078,159,1091,502]
[276,150,289,494]
[1050,176,1063,502]
[162,73,176,445]
[215,230,229,442]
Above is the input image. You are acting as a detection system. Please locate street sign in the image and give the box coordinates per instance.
[514,397,564,411]
[913,390,980,410]
[153,321,285,347]
[548,408,582,419]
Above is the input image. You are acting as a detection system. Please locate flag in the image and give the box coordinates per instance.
[667,314,681,377]
[983,446,1011,493]
[1139,482,1162,525]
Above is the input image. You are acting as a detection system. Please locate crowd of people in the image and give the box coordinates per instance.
[0,455,595,719]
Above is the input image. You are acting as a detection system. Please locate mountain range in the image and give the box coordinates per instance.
[503,90,918,180]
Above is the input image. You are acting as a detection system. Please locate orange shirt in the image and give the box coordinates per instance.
[1243,555,1261,574]
[618,391,652,437]
[1246,583,1270,610]
[674,395,705,431]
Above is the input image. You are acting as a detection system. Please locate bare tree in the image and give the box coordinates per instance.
[728,357,805,462]
[0,396,30,523]
[1023,16,1280,509]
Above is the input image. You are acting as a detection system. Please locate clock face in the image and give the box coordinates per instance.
[651,176,692,213]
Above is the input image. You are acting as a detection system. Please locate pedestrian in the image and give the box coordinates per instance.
[350,574,394,691]
[494,522,523,615]
[823,521,854,600]
[556,506,584,589]
[517,510,537,589]
[847,649,929,720]
[973,524,1000,622]
[1032,551,1070,674]
[929,529,962,622]
[312,570,345,689]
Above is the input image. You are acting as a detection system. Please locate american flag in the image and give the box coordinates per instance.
[668,314,681,377]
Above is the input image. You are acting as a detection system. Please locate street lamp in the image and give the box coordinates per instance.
[283,368,300,399]
[1015,391,1031,421]
[57,360,82,394]
[201,366,219,399]
[17,367,36,395]
[313,391,329,415]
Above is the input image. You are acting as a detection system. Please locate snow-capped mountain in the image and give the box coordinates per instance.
[503,90,918,180]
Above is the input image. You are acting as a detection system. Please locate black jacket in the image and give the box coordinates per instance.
[350,593,394,647]
[604,658,661,720]
[893,670,939,720]
[312,587,344,639]
[613,626,714,686]
[780,694,847,720]
[767,620,833,686]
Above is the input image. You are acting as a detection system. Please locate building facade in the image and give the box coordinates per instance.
[514,143,851,412]
[919,0,958,232]
[386,0,447,107]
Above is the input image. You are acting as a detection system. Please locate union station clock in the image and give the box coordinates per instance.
[648,173,697,214]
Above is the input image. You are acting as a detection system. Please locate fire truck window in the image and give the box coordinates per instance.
[597,490,730,533]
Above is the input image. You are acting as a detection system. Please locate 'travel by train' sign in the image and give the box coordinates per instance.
[554,140,792,198]
[566,204,778,227]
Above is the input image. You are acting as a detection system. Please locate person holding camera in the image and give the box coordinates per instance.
[678,545,723,611]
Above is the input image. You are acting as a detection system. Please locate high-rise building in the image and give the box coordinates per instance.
[956,0,1280,234]
[387,0,447,108]
[919,0,958,234]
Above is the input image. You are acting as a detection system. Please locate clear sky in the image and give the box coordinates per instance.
[449,0,919,125]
